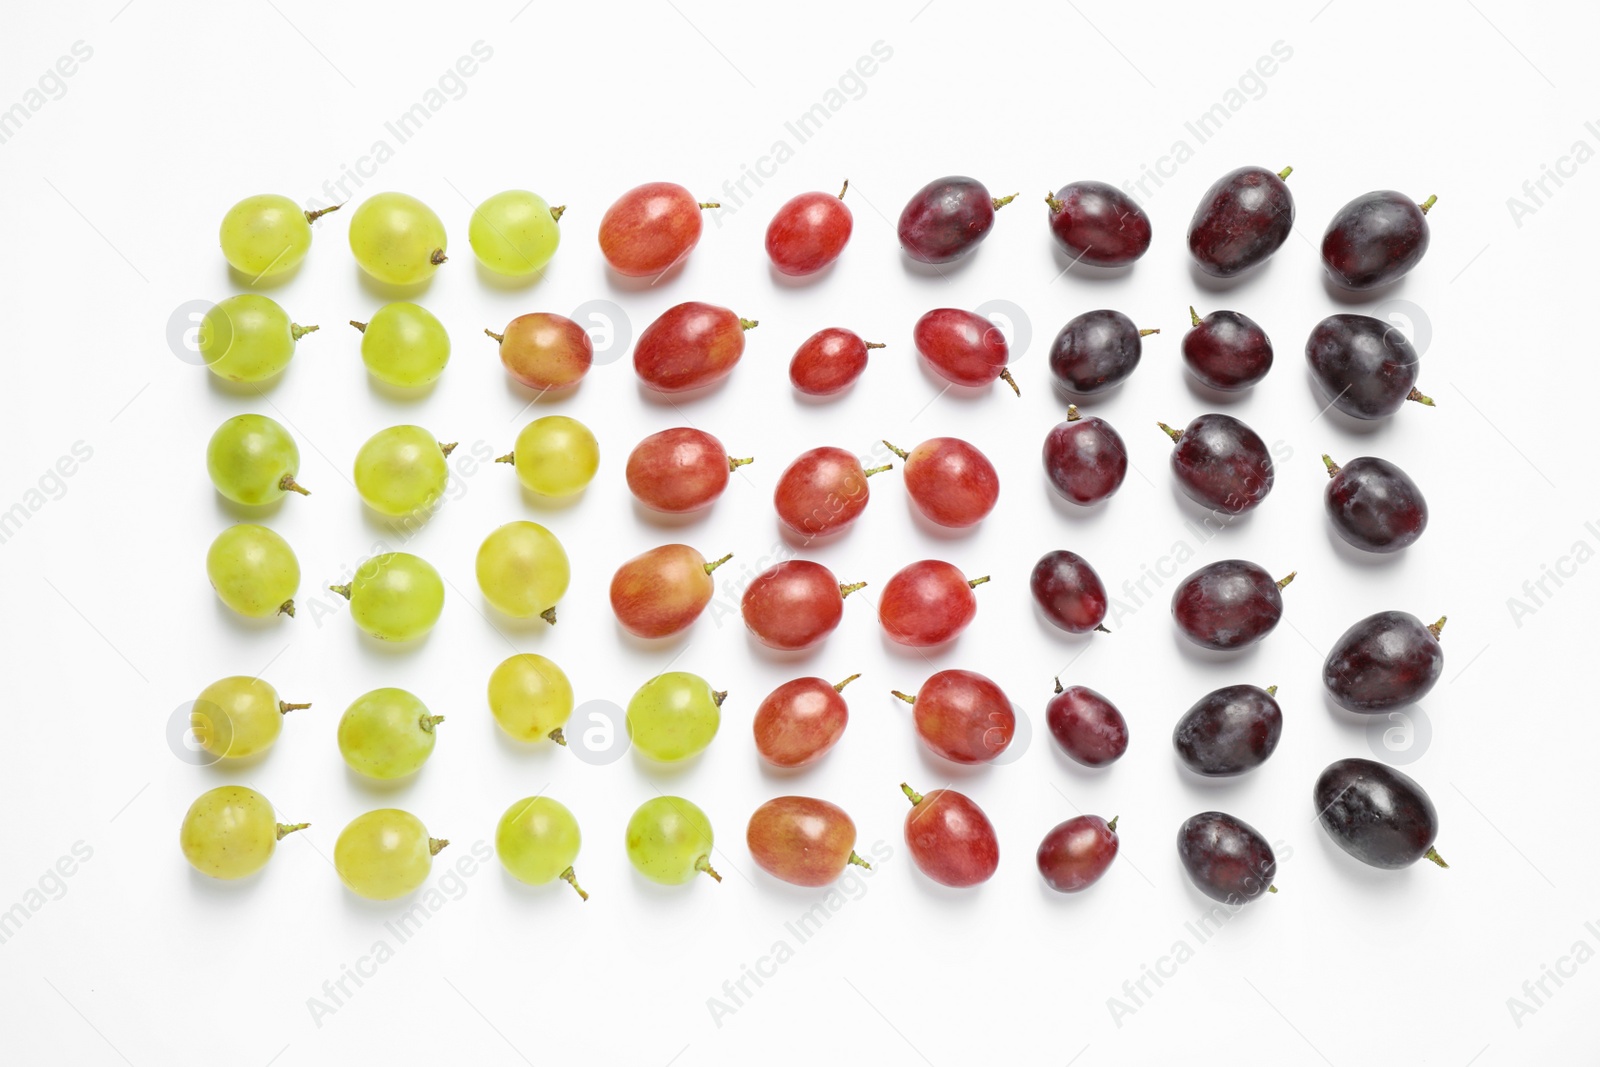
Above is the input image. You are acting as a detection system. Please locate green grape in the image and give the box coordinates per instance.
[180,785,307,880]
[330,552,443,641]
[487,653,573,743]
[353,425,454,517]
[625,796,720,885]
[198,294,317,383]
[469,190,563,277]
[348,192,447,286]
[626,671,723,762]
[334,809,446,900]
[350,302,450,387]
[206,413,308,505]
[219,193,339,279]
[496,796,587,898]
[207,523,300,618]
[193,675,309,760]
[337,687,442,779]
[498,415,599,496]
[474,521,570,621]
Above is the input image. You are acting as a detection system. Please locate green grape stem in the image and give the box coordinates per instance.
[1138,328,1160,337]
[839,581,867,599]
[1268,885,1279,893]
[1044,192,1065,214]
[1425,846,1449,868]
[277,599,296,618]
[695,855,723,882]
[1066,404,1081,423]
[1276,572,1297,590]
[547,727,567,746]
[1419,194,1438,215]
[863,464,893,478]
[1266,685,1279,697]
[890,690,916,705]
[349,320,368,333]
[1189,306,1202,327]
[328,584,352,600]
[1407,387,1436,407]
[991,193,1019,209]
[276,822,309,840]
[1107,816,1120,833]
[429,249,447,265]
[279,474,310,496]
[999,368,1020,396]
[847,851,872,870]
[304,204,342,224]
[540,607,558,626]
[438,442,458,457]
[1322,454,1341,478]
[697,201,721,210]
[561,865,589,900]
[420,714,445,733]
[900,783,924,806]
[484,328,504,343]
[428,838,450,856]
[278,701,311,714]
[881,440,909,460]
[728,456,754,471]
[1429,616,1448,640]
[834,673,861,692]
[1278,165,1294,181]
[704,553,733,575]
[290,323,318,341]
[550,204,567,222]
[739,318,759,331]
[495,452,515,465]
[968,575,991,589]
[1157,421,1182,442]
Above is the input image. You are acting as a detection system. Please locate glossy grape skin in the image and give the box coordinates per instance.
[474,522,569,622]
[353,302,450,388]
[1323,455,1428,552]
[626,428,747,513]
[1044,181,1151,266]
[625,796,720,884]
[199,294,316,383]
[1322,190,1434,290]
[913,308,1017,394]
[766,184,852,276]
[337,687,442,780]
[1030,550,1108,634]
[1323,611,1445,712]
[1045,683,1127,766]
[180,786,305,880]
[487,653,573,744]
[901,783,999,888]
[502,416,599,497]
[1160,413,1275,515]
[1049,309,1153,396]
[886,437,998,528]
[880,561,985,647]
[489,313,592,391]
[790,328,881,396]
[1172,560,1291,651]
[634,302,755,393]
[774,446,886,539]
[1314,759,1447,870]
[207,414,306,505]
[193,676,305,760]
[469,189,562,276]
[354,426,452,517]
[599,182,712,277]
[498,797,587,897]
[220,194,336,278]
[333,552,444,641]
[1177,812,1276,903]
[1042,407,1127,506]
[348,192,447,286]
[1037,815,1119,893]
[748,797,867,887]
[1306,314,1432,419]
[1173,684,1282,777]
[898,176,1013,264]
[1182,308,1273,391]
[741,560,861,651]
[334,809,446,900]
[627,671,723,762]
[753,675,855,768]
[610,544,728,638]
[207,524,299,618]
[897,669,1015,764]
[1187,166,1295,278]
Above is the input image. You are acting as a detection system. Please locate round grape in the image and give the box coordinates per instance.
[487,653,573,743]
[499,416,598,497]
[206,414,308,505]
[192,675,308,761]
[475,522,569,622]
[353,425,454,518]
[469,190,563,276]
[330,552,444,641]
[180,785,306,880]
[497,796,587,898]
[351,302,450,387]
[626,671,723,762]
[334,809,446,900]
[207,524,299,618]
[199,294,317,383]
[348,192,447,286]
[219,194,338,279]
[625,796,720,885]
[338,687,443,779]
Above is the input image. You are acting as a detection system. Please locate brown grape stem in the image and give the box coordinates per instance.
[999,368,1020,396]
[328,584,351,600]
[561,865,589,899]
[834,673,861,692]
[1407,387,1436,407]
[1066,404,1081,423]
[704,553,733,575]
[1419,194,1438,215]
[1189,306,1202,327]
[712,690,728,707]
[420,714,445,733]
[1266,685,1278,697]
[968,575,991,589]
[279,701,311,714]
[739,318,759,331]
[290,324,318,341]
[550,205,567,222]
[279,475,310,496]
[277,599,296,617]
[1044,192,1064,214]
[695,855,722,882]
[276,822,310,839]
[484,328,504,343]
[1053,677,1064,694]
[1322,454,1341,478]
[697,201,722,210]
[304,204,342,224]
[1094,623,1111,633]
[429,838,450,856]
[540,607,558,626]
[1276,571,1297,589]
[1277,165,1294,181]
[728,456,754,471]
[429,249,447,265]
[1157,421,1182,443]
[1424,846,1449,868]
[438,442,458,457]
[1428,616,1447,639]
[837,179,849,200]
[349,320,368,333]
[1138,328,1160,337]
[548,727,567,746]
[847,851,872,870]
[900,783,924,806]
[865,341,886,349]
[881,440,909,460]
[863,464,892,477]
[991,193,1019,210]
[495,452,515,464]
[838,581,867,600]
[890,690,916,705]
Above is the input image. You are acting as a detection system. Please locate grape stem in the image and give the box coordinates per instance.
[1406,387,1436,407]
[1107,816,1120,832]
[837,179,850,200]
[547,727,567,746]
[865,341,886,350]
[277,599,296,617]
[1419,194,1438,215]
[349,320,367,333]
[697,201,722,210]
[1267,885,1278,893]
[1157,421,1182,443]
[834,673,861,692]
[495,452,515,464]
[1053,677,1064,694]
[304,204,342,224]
[711,690,728,707]
[428,838,450,856]
[991,193,1019,210]
[438,442,458,457]
[890,690,916,705]
[561,865,589,899]
[1189,306,1202,327]
[290,324,318,341]
[1277,165,1294,180]
[540,607,558,626]
[728,456,754,471]
[419,714,445,733]
[1044,192,1065,214]
[863,463,893,477]
[279,474,310,496]
[1094,623,1111,633]
[278,701,311,714]
[276,822,309,840]
[739,318,759,331]
[1066,404,1081,423]
[900,782,924,806]
[1276,571,1297,590]
[695,855,723,882]
[328,584,352,600]
[847,851,872,870]
[1138,328,1160,337]
[1322,454,1342,478]
[703,553,733,575]
[550,205,567,222]
[880,440,909,460]
[1424,846,1449,868]
[1266,685,1279,697]
[429,249,447,265]
[484,328,504,343]
[1428,616,1448,640]
[999,368,1020,396]
[968,575,991,589]
[838,581,867,599]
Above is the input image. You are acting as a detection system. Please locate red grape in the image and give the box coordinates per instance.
[883,437,998,528]
[789,328,882,396]
[1172,560,1293,651]
[598,182,716,277]
[765,181,853,277]
[1177,811,1277,903]
[1042,406,1127,506]
[1158,413,1275,515]
[625,428,751,514]
[1044,181,1152,266]
[741,560,865,651]
[1036,814,1119,892]
[487,313,593,391]
[913,308,1017,395]
[1323,611,1445,712]
[1045,681,1128,766]
[1188,166,1295,278]
[1029,550,1108,634]
[878,560,987,647]
[892,669,1014,764]
[898,176,1014,264]
[773,446,890,539]
[1182,307,1273,392]
[752,674,857,768]
[747,796,869,887]
[609,544,729,639]
[1322,190,1435,291]
[634,302,757,394]
[901,782,999,888]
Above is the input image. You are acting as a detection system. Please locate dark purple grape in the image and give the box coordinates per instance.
[1323,455,1428,553]
[1030,550,1107,634]
[1044,181,1152,267]
[1046,681,1127,767]
[1042,406,1127,505]
[1177,811,1276,903]
[1159,413,1274,514]
[1323,611,1444,713]
[1305,314,1433,420]
[1037,814,1119,892]
[1321,191,1436,291]
[1048,310,1156,396]
[1172,560,1292,651]
[1314,758,1447,869]
[1182,308,1273,391]
[1173,684,1282,777]
[898,176,1015,264]
[1187,165,1295,278]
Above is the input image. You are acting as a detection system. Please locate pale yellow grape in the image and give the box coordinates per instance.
[219,193,338,278]
[348,192,447,286]
[487,653,573,743]
[624,796,720,885]
[207,524,300,618]
[199,294,317,382]
[337,687,442,779]
[469,190,563,277]
[626,671,723,762]
[496,797,587,898]
[330,552,444,641]
[474,522,569,621]
[352,302,450,387]
[193,675,308,760]
[206,413,307,505]
[500,415,599,496]
[334,809,446,900]
[180,785,306,880]
[353,425,453,517]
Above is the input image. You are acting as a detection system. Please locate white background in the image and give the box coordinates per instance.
[1,1,1595,1063]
